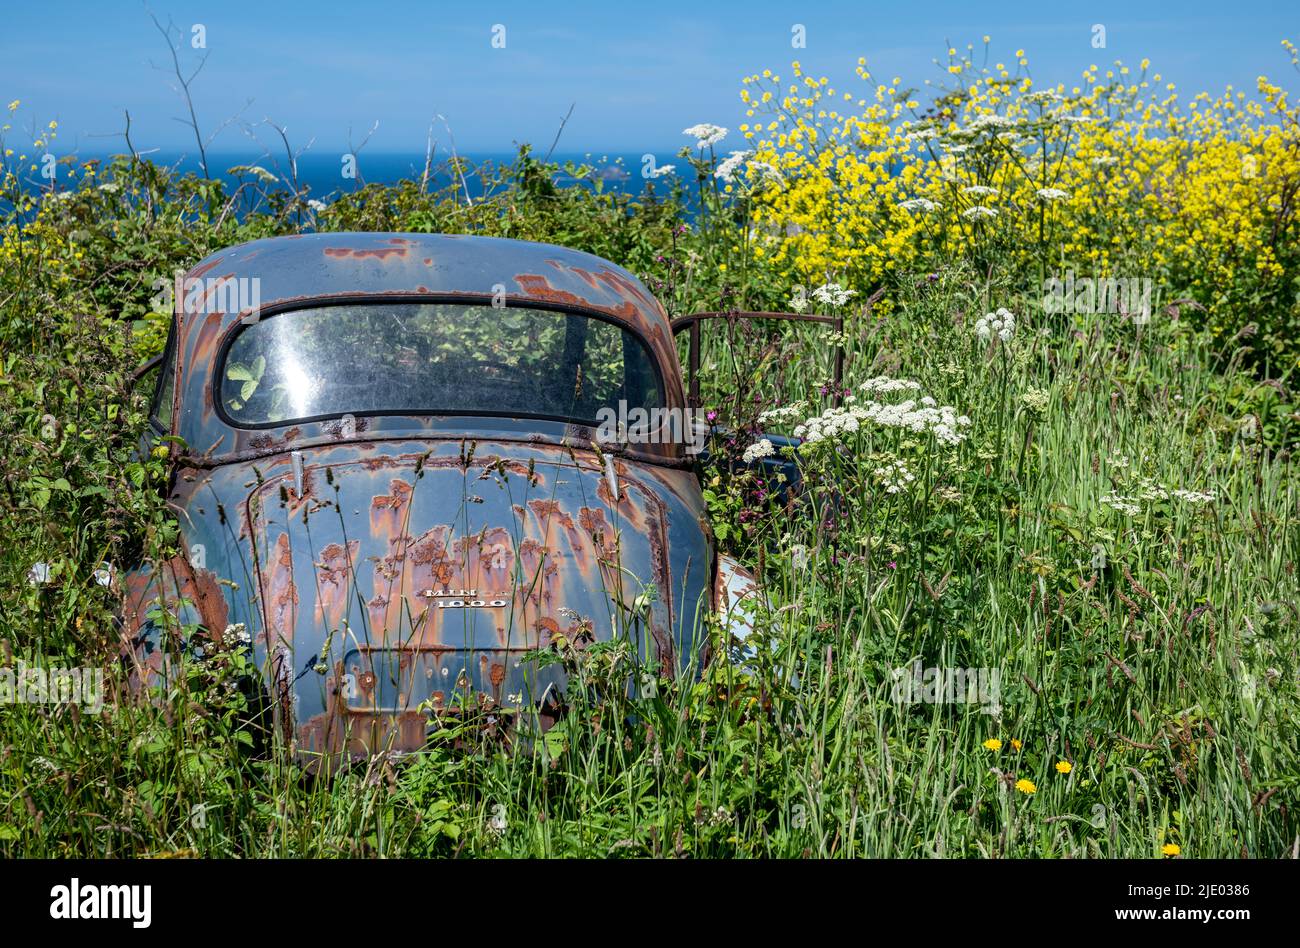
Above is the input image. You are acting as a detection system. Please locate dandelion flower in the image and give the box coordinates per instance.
[1010,738,1022,751]
[1055,760,1072,774]
[1162,843,1181,856]
[1015,778,1037,794]
[983,738,1002,751]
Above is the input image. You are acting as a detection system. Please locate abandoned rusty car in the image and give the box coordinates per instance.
[121,232,792,761]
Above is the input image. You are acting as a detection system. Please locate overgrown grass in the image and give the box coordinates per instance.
[0,140,1297,857]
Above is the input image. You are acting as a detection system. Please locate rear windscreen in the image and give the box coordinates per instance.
[220,302,663,427]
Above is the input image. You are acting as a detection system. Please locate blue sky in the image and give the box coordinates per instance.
[2,0,1297,156]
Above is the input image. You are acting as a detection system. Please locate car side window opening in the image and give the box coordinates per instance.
[150,322,178,431]
[220,302,664,427]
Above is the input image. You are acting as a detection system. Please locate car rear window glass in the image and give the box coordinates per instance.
[219,302,663,427]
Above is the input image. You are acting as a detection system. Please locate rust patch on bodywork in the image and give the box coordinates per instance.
[324,246,409,261]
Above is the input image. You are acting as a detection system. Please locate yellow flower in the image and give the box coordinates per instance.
[6,99,18,112]
[1010,739,1022,751]
[1055,760,1072,774]
[1015,779,1037,794]
[1162,843,1181,856]
[983,739,1002,751]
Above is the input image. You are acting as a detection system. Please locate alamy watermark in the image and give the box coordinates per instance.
[152,269,262,322]
[890,660,1001,715]
[1,661,104,713]
[595,401,710,455]
[1041,270,1153,324]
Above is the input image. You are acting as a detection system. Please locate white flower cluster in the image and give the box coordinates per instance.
[1102,478,1216,516]
[962,185,1000,197]
[859,376,922,395]
[746,160,784,187]
[899,197,941,213]
[1035,187,1069,202]
[1100,491,1142,516]
[650,164,676,178]
[714,150,784,189]
[965,113,1016,131]
[793,394,971,446]
[758,402,808,425]
[975,308,1017,343]
[715,149,750,182]
[742,438,776,464]
[220,623,253,648]
[962,205,998,221]
[874,459,916,494]
[811,282,856,307]
[683,123,727,148]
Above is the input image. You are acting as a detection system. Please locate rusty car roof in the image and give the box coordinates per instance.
[177,232,677,352]
[168,233,687,465]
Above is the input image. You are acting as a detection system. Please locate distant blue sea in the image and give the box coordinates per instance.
[63,149,691,207]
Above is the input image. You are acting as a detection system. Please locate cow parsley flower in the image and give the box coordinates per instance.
[1100,491,1142,516]
[742,438,776,464]
[966,114,1016,132]
[1035,187,1069,202]
[758,402,807,425]
[962,185,1000,197]
[1021,387,1050,414]
[794,389,972,447]
[975,308,1017,343]
[874,459,916,494]
[899,197,941,213]
[746,160,784,187]
[650,164,676,178]
[811,282,856,307]
[962,205,998,220]
[859,376,922,395]
[714,149,750,182]
[683,123,727,148]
